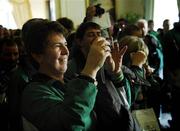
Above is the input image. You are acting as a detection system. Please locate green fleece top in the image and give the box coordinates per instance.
[21,73,98,131]
[66,57,132,107]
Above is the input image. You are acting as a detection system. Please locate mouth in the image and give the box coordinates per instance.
[59,57,68,63]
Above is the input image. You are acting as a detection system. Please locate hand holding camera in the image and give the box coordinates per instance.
[86,4,105,21]
[82,37,111,79]
[94,4,105,17]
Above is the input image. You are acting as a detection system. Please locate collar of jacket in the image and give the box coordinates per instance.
[31,73,66,93]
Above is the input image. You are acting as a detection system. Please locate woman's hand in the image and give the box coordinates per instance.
[105,42,127,74]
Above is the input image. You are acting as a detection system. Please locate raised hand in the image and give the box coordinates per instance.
[85,5,96,21]
[81,37,111,79]
[105,42,127,74]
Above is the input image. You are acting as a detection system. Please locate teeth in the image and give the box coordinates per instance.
[60,58,67,62]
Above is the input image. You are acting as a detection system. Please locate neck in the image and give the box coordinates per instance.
[51,74,64,83]
[39,69,64,83]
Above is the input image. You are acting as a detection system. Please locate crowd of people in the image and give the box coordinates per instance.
[0,5,180,131]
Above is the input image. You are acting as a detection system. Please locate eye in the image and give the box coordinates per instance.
[87,32,102,37]
[54,44,62,48]
[54,42,67,48]
[63,42,68,46]
[87,32,95,37]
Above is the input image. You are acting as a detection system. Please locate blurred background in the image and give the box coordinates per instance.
[0,0,179,30]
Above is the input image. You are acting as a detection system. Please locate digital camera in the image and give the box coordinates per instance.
[95,4,105,16]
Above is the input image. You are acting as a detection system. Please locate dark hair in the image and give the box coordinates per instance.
[148,20,154,24]
[21,18,46,50]
[0,37,17,54]
[76,22,101,40]
[56,17,74,32]
[13,29,21,37]
[25,21,66,54]
[22,18,45,41]
[123,24,141,35]
[117,18,128,24]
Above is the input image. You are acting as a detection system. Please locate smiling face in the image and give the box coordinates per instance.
[33,32,69,80]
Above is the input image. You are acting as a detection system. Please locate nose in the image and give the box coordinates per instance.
[61,45,69,56]
[11,53,19,61]
[94,33,100,38]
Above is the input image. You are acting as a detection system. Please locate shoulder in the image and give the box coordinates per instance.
[11,66,29,83]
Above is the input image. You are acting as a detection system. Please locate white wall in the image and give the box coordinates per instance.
[29,0,48,19]
[154,0,179,30]
[0,0,16,29]
[30,0,87,29]
[58,0,86,29]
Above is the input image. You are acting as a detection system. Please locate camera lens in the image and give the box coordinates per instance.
[95,4,105,16]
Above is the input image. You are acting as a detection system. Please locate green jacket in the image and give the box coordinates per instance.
[22,73,97,131]
[65,55,140,130]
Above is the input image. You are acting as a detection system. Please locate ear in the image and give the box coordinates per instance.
[31,53,43,64]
